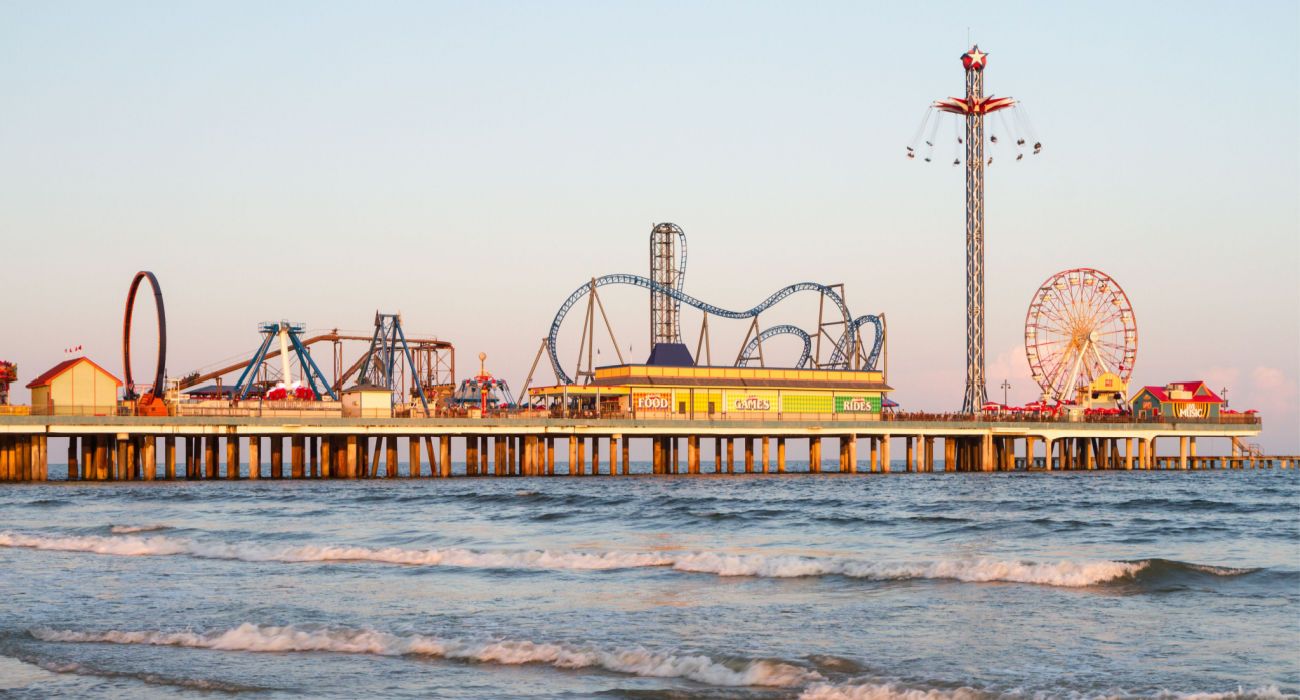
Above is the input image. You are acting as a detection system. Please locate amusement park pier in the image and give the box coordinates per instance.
[0,45,1288,483]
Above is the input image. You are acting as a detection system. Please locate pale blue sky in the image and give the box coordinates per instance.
[1,1,1296,449]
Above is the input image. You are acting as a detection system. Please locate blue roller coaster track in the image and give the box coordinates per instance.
[737,325,813,368]
[546,275,885,385]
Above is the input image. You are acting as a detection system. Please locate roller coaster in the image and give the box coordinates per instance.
[533,224,886,389]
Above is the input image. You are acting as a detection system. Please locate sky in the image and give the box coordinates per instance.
[1,1,1296,451]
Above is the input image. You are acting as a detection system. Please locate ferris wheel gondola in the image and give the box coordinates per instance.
[1024,268,1138,404]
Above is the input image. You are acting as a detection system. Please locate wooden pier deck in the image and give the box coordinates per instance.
[0,414,1283,482]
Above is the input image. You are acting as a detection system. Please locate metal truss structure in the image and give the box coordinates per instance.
[649,223,687,346]
[356,312,431,413]
[233,321,337,401]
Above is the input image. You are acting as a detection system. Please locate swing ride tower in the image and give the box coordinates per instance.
[932,46,1017,413]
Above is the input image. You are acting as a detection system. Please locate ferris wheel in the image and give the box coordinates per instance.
[1025,268,1137,403]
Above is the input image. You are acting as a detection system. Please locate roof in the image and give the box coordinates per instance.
[589,374,892,392]
[343,383,391,393]
[1133,381,1223,404]
[26,357,122,389]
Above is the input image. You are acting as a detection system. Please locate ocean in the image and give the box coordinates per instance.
[0,466,1296,698]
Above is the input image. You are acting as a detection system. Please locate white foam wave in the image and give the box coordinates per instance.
[1152,688,1295,700]
[30,624,820,688]
[109,524,169,534]
[0,531,1144,587]
[800,682,989,699]
[800,683,1296,700]
[668,553,1145,587]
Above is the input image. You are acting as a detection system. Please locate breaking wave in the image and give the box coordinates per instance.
[29,624,820,688]
[109,524,169,534]
[799,683,1296,700]
[800,682,990,699]
[0,531,1262,588]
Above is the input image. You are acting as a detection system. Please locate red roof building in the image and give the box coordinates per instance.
[1130,381,1223,420]
[26,357,122,416]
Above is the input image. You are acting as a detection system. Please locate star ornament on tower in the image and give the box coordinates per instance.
[962,47,988,71]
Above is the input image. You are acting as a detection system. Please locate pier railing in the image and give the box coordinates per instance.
[6,404,1264,427]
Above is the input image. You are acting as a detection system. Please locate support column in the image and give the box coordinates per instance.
[383,437,397,478]
[204,436,218,479]
[246,437,260,480]
[762,437,771,474]
[726,438,735,474]
[224,436,237,479]
[441,437,452,478]
[608,436,617,476]
[905,437,914,473]
[621,436,630,475]
[591,435,600,476]
[688,435,699,474]
[745,437,754,473]
[163,436,176,480]
[777,437,786,473]
[881,435,891,473]
[809,437,822,474]
[292,436,306,479]
[66,438,79,481]
[96,437,109,481]
[1179,436,1188,470]
[568,436,578,476]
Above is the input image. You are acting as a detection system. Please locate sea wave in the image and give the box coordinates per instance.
[0,531,1262,588]
[799,683,1296,700]
[109,524,169,534]
[29,624,820,688]
[800,682,990,699]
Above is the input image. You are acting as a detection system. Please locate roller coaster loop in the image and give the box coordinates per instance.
[123,271,167,400]
[546,274,880,385]
[737,325,813,369]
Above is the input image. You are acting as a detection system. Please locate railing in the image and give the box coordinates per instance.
[4,404,1263,427]
[176,400,343,418]
[26,405,127,417]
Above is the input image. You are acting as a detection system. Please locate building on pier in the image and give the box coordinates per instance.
[528,364,892,420]
[26,357,121,416]
[1130,381,1224,420]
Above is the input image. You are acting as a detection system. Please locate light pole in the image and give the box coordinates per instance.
[1221,386,1229,409]
[1001,379,1011,406]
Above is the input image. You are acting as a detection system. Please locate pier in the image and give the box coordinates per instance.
[0,414,1285,482]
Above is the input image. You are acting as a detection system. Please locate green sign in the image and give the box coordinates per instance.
[834,395,880,413]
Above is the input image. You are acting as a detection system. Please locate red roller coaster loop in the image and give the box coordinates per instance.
[123,271,167,402]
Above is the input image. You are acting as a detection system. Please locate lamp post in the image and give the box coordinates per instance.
[1001,379,1011,406]
[1220,386,1229,409]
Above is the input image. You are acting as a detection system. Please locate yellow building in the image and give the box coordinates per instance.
[341,384,394,418]
[530,364,892,419]
[26,357,122,416]
[1076,372,1128,409]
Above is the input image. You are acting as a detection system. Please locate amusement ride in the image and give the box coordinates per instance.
[909,45,1042,412]
[522,223,887,396]
[1025,268,1138,405]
